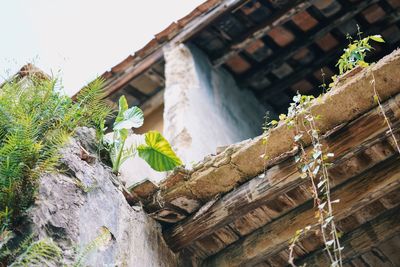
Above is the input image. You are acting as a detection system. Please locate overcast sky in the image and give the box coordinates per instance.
[0,0,204,95]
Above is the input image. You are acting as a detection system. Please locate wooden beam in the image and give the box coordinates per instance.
[240,0,379,83]
[103,0,247,97]
[140,89,165,117]
[125,84,149,102]
[203,156,400,267]
[145,68,165,88]
[142,51,400,224]
[104,49,164,98]
[297,206,400,266]
[212,0,313,66]
[163,92,400,252]
[261,48,340,99]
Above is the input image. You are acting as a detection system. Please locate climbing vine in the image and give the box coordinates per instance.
[280,94,343,267]
[261,30,392,267]
[370,71,400,154]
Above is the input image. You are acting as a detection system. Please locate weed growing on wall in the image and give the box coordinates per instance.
[103,95,182,175]
[260,31,391,267]
[0,75,111,264]
[279,94,343,267]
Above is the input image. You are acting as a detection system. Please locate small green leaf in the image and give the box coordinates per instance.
[138,131,182,171]
[373,94,379,104]
[114,97,144,130]
[119,128,129,141]
[370,35,385,43]
[358,60,369,68]
[115,95,129,124]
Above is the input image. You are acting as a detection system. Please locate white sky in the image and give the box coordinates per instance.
[0,0,205,95]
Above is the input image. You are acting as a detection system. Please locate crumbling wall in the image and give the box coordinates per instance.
[163,43,271,164]
[29,128,179,267]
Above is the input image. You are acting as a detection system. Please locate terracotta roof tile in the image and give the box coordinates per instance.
[155,22,181,42]
[177,9,202,27]
[135,38,160,58]
[197,0,222,12]
[292,11,318,32]
[111,55,134,74]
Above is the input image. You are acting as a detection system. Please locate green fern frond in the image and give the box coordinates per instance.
[73,227,112,267]
[0,75,111,251]
[9,239,62,267]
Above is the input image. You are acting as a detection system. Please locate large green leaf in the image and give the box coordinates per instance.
[137,131,182,171]
[113,96,144,130]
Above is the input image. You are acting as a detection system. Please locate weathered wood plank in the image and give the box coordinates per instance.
[163,92,400,252]
[203,156,400,267]
[104,49,164,98]
[297,205,400,266]
[143,50,400,219]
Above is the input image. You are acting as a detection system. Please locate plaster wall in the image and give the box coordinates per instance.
[163,43,271,164]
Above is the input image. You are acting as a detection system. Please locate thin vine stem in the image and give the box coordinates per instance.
[371,71,400,154]
[287,94,342,267]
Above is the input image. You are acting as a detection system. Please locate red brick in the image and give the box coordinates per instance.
[387,0,400,8]
[292,47,311,62]
[267,26,295,47]
[314,0,335,9]
[225,55,251,74]
[291,79,314,94]
[315,33,339,52]
[245,39,272,62]
[314,0,341,17]
[362,4,386,24]
[245,39,265,54]
[241,1,261,15]
[292,11,318,32]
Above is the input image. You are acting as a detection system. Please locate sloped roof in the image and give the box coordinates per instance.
[97,0,400,115]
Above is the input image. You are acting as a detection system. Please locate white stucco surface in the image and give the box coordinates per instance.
[163,43,270,164]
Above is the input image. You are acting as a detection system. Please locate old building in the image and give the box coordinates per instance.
[74,0,400,266]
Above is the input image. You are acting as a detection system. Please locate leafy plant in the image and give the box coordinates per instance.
[336,33,384,75]
[5,227,112,267]
[9,239,62,267]
[104,96,144,173]
[286,93,342,267]
[104,95,182,174]
[265,93,343,267]
[137,131,182,172]
[0,75,111,265]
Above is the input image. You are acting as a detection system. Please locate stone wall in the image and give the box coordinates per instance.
[29,128,179,267]
[163,43,272,164]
